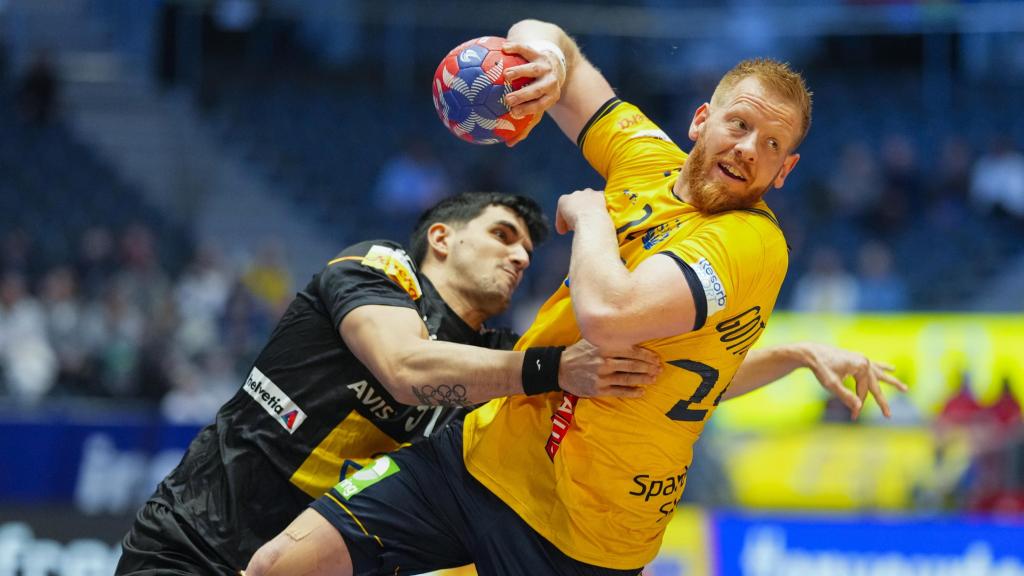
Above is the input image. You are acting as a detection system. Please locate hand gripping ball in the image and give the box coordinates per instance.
[431,36,534,145]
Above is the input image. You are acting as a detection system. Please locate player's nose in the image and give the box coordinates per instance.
[734,132,757,164]
[509,244,530,271]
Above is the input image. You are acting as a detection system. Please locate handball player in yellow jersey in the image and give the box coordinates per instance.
[247,19,906,576]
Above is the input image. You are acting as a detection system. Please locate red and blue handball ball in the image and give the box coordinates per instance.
[432,36,534,145]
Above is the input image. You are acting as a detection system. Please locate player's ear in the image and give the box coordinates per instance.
[426,223,453,260]
[688,103,710,142]
[773,153,800,189]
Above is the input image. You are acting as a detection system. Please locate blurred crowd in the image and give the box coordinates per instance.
[0,223,290,424]
[929,375,1024,515]
[786,132,1024,312]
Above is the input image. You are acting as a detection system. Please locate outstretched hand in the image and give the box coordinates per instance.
[803,343,908,420]
[559,339,661,398]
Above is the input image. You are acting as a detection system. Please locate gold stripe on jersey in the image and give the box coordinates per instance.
[324,492,383,548]
[327,256,363,266]
[462,100,788,569]
[329,245,423,300]
[290,410,401,498]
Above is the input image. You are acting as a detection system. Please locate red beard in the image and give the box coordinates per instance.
[683,139,765,214]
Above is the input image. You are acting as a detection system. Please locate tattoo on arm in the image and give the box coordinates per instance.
[410,384,474,408]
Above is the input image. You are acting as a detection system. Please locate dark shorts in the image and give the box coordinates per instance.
[115,500,241,576]
[310,420,643,576]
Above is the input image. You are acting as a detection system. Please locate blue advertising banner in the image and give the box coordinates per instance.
[0,407,201,514]
[716,512,1024,576]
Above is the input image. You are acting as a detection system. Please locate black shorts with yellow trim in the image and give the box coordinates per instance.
[308,419,643,576]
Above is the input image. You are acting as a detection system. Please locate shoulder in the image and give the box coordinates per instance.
[579,100,683,154]
[697,204,787,251]
[321,239,423,301]
[327,239,412,265]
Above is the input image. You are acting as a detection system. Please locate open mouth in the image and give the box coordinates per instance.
[717,162,747,182]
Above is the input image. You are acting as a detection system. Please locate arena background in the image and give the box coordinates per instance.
[0,1,1023,574]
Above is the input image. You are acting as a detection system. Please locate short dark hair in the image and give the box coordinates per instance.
[409,192,550,266]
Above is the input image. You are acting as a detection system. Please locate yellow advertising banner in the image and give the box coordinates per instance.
[714,424,970,510]
[714,313,1024,430]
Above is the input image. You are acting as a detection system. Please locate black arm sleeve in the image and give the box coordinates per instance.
[659,251,708,332]
[318,240,421,331]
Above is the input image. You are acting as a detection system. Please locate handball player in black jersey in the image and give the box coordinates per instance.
[114,192,662,575]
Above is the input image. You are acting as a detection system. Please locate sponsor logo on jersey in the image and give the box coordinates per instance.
[690,257,727,317]
[333,455,400,500]
[346,380,398,420]
[642,219,681,250]
[629,466,689,522]
[243,366,307,433]
[629,128,674,143]
[629,467,689,502]
[545,393,579,460]
[361,245,422,300]
[618,113,646,130]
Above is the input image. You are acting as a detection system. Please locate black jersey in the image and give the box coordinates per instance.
[129,240,516,572]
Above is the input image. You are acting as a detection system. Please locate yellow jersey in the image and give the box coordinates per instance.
[462,99,790,568]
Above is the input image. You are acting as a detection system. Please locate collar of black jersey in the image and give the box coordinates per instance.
[417,274,485,342]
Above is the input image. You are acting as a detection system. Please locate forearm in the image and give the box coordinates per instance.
[507,19,580,71]
[568,210,634,345]
[721,344,811,401]
[386,340,524,407]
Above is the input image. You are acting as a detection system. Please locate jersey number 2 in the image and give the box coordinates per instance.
[664,359,728,422]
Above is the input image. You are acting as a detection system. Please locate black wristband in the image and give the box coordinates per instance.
[522,346,565,396]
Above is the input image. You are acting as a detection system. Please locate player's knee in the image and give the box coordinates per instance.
[246,509,354,576]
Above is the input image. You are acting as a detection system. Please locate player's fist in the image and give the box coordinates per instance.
[556,188,607,234]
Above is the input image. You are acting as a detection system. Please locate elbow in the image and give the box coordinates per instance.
[575,304,632,350]
[373,357,420,405]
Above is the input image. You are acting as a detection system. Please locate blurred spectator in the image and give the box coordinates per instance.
[17,49,59,125]
[116,224,172,319]
[1,227,39,280]
[41,266,93,394]
[855,240,908,311]
[930,136,972,205]
[869,134,920,237]
[213,0,261,32]
[822,395,856,423]
[827,141,881,219]
[75,226,117,300]
[161,347,238,425]
[926,136,972,229]
[79,279,144,397]
[791,247,858,312]
[0,271,57,403]
[938,372,984,426]
[989,377,1022,429]
[240,240,293,314]
[373,139,451,221]
[969,136,1024,220]
[174,243,232,356]
[221,281,274,372]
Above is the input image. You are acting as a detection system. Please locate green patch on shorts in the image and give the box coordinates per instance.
[333,455,400,500]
